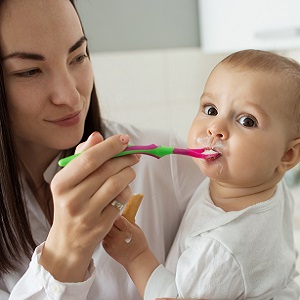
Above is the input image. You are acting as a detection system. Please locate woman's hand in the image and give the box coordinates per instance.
[39,132,140,282]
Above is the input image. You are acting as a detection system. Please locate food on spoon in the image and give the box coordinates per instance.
[202,149,219,156]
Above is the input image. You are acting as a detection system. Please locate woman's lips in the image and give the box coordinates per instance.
[50,111,81,127]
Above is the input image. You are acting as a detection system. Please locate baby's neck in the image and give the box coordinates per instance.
[209,180,278,212]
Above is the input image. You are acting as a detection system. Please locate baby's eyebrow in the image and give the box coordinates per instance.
[245,101,269,119]
[200,92,214,101]
[1,36,88,62]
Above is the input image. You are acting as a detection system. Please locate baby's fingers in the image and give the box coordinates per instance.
[104,216,132,243]
[114,215,130,231]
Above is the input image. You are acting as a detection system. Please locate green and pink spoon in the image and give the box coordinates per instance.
[58,144,220,167]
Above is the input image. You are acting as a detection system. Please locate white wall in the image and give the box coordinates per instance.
[91,48,227,140]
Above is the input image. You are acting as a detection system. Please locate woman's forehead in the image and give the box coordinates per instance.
[0,0,83,56]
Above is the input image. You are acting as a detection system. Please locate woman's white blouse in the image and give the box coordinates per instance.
[0,120,205,300]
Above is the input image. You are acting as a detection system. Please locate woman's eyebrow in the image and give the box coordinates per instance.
[1,52,45,62]
[1,36,88,62]
[68,36,87,54]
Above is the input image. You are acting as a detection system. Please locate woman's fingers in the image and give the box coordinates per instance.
[78,150,137,199]
[75,131,104,154]
[43,133,140,284]
[50,133,139,237]
[61,154,137,215]
[53,134,131,190]
[91,173,135,223]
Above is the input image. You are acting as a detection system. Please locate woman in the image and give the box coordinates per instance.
[0,0,204,299]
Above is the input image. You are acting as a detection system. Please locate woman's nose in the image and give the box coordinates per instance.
[207,122,228,139]
[49,72,80,106]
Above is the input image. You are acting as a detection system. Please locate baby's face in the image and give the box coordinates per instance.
[188,63,291,188]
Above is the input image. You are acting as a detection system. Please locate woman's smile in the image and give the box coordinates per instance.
[48,110,82,127]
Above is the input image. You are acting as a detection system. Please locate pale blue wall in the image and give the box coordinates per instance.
[76,0,200,53]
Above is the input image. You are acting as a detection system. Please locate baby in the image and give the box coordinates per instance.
[103,49,300,299]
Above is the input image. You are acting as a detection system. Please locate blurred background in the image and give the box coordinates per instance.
[77,0,300,138]
[77,0,300,282]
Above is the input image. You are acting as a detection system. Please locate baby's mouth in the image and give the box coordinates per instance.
[202,148,221,160]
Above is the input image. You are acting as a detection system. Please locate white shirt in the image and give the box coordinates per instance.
[145,178,300,300]
[0,120,205,300]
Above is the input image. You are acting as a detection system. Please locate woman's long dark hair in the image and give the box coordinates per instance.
[0,0,103,276]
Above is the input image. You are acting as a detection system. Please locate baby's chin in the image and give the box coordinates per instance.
[194,157,224,179]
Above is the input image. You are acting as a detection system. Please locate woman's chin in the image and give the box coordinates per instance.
[54,133,83,151]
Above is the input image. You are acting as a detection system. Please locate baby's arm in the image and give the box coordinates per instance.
[103,216,159,297]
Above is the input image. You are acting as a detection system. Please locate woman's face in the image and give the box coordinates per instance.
[0,0,93,153]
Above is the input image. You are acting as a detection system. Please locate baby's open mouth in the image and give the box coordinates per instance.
[202,148,221,160]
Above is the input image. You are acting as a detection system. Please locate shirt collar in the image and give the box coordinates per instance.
[43,153,64,184]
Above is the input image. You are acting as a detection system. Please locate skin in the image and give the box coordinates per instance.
[103,64,300,297]
[1,0,139,282]
[188,63,300,211]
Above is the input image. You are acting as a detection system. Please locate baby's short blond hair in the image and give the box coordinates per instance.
[219,49,300,137]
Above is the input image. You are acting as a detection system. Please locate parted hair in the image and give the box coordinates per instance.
[0,0,103,276]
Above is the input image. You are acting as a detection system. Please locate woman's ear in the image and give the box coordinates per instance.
[277,138,300,174]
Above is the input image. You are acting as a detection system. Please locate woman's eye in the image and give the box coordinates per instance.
[15,69,41,78]
[72,54,88,64]
[237,116,257,128]
[204,105,218,116]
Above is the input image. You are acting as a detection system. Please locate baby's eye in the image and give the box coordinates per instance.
[204,105,218,116]
[237,116,257,128]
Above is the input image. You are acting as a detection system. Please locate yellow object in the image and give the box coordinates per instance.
[122,193,144,223]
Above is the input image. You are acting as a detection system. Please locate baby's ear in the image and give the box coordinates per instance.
[278,138,300,174]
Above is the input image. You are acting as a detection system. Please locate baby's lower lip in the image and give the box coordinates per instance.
[205,153,220,161]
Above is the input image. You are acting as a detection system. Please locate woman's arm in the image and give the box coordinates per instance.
[41,133,139,282]
[9,133,139,299]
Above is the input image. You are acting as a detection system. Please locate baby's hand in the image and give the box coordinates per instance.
[103,216,149,268]
[104,216,160,296]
